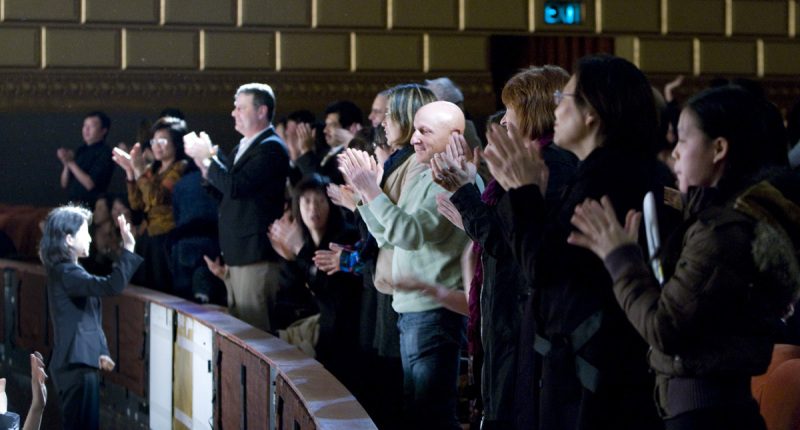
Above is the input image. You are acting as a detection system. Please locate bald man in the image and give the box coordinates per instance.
[340,101,478,430]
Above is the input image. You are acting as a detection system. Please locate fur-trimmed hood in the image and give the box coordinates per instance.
[735,180,800,315]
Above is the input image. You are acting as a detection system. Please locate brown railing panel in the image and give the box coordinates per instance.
[16,270,51,356]
[102,294,148,397]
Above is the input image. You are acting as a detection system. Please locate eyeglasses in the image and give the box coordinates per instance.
[553,90,576,106]
[149,137,169,146]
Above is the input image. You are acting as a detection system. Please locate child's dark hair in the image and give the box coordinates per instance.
[39,205,92,268]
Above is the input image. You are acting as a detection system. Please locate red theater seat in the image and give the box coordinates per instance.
[752,344,800,430]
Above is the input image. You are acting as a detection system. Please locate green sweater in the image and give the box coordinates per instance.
[359,168,481,313]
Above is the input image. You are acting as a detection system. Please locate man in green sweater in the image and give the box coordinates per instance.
[340,101,472,430]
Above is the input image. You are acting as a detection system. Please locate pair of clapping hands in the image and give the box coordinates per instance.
[266,211,346,276]
[111,143,148,181]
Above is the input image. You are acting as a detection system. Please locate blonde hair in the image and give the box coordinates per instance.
[385,84,437,147]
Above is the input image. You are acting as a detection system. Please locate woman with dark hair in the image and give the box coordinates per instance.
[112,116,189,293]
[40,206,141,430]
[268,174,362,391]
[483,54,665,429]
[431,65,576,429]
[568,85,800,429]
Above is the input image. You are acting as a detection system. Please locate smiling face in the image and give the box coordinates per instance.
[672,108,724,194]
[299,190,330,233]
[410,102,463,164]
[67,220,92,259]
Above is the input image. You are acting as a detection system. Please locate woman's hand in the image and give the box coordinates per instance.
[338,148,383,202]
[268,212,304,261]
[128,143,147,180]
[117,214,136,252]
[567,196,641,260]
[436,193,464,231]
[483,123,548,193]
[313,243,344,275]
[327,183,359,212]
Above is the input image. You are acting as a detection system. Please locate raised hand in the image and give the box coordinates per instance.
[296,123,316,155]
[183,131,214,161]
[327,183,359,212]
[483,123,548,193]
[436,193,464,231]
[313,243,344,275]
[338,148,383,202]
[29,352,47,411]
[117,214,136,252]
[567,195,641,260]
[112,146,134,176]
[56,148,74,164]
[431,132,479,192]
[128,143,148,179]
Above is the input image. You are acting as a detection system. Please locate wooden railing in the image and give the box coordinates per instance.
[0,259,377,430]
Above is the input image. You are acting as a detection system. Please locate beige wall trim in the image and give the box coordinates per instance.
[0,69,495,114]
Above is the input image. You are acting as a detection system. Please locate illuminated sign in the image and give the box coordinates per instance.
[544,1,583,25]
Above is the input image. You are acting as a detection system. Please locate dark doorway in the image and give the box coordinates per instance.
[489,35,615,108]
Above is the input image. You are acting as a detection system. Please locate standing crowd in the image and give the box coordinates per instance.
[44,53,800,430]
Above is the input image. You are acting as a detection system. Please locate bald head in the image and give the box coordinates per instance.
[411,101,466,164]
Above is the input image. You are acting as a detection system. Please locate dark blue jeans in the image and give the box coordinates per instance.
[398,307,465,430]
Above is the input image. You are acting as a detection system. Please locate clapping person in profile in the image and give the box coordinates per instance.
[39,206,142,430]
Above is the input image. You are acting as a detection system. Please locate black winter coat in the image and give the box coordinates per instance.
[505,147,664,430]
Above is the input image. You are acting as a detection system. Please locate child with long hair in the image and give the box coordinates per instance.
[39,205,142,430]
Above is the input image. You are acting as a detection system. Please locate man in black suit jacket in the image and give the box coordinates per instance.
[185,83,289,332]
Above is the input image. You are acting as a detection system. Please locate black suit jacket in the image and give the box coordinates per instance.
[206,127,289,265]
[47,249,143,371]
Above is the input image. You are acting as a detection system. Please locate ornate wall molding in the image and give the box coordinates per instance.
[0,70,497,116]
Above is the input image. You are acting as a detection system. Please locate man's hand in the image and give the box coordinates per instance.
[431,133,478,192]
[338,148,383,202]
[203,255,228,280]
[330,128,355,147]
[56,148,74,164]
[296,123,316,155]
[183,131,215,162]
[99,355,115,372]
[327,183,359,212]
